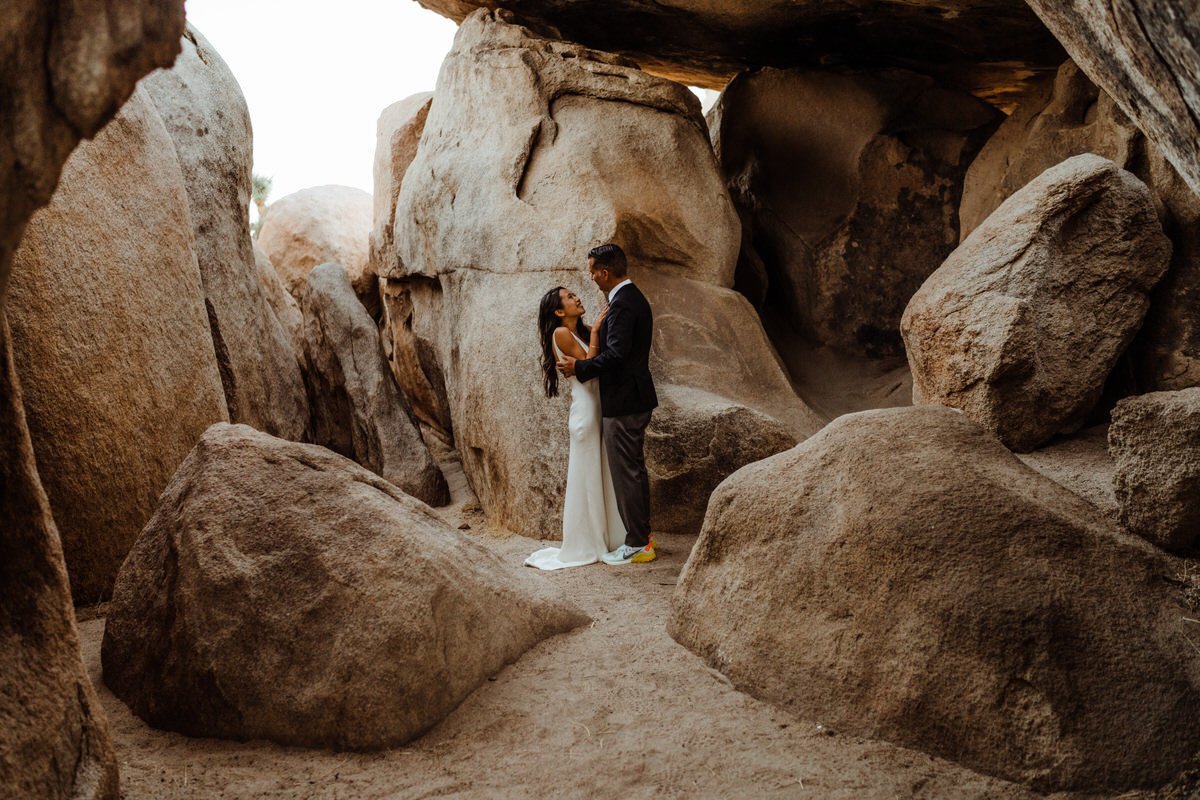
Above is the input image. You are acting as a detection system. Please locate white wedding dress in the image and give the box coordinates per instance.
[525,331,628,570]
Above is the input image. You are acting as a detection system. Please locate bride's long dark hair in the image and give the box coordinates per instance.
[538,286,589,398]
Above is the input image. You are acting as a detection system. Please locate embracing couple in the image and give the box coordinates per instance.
[526,243,657,570]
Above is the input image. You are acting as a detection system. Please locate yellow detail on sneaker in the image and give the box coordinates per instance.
[631,545,656,563]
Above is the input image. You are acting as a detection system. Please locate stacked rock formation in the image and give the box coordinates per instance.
[384,9,818,538]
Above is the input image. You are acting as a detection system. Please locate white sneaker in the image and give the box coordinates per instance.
[602,544,655,565]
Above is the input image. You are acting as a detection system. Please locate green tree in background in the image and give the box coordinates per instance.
[251,172,273,238]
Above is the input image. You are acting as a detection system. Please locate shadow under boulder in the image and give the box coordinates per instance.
[669,405,1200,792]
[101,423,585,750]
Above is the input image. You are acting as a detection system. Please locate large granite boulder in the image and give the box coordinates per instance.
[902,154,1171,451]
[710,67,998,358]
[670,405,1200,792]
[1110,388,1200,553]
[959,59,1200,392]
[415,0,1064,106]
[143,26,308,441]
[392,10,815,538]
[6,86,229,603]
[302,262,449,506]
[370,92,434,279]
[1025,1,1200,199]
[2,3,186,798]
[257,185,375,311]
[102,423,585,749]
[0,318,118,800]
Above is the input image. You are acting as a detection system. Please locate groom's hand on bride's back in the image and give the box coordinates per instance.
[557,355,577,377]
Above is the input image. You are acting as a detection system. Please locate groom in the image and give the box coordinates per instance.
[557,243,658,565]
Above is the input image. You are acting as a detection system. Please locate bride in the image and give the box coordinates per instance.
[525,286,627,569]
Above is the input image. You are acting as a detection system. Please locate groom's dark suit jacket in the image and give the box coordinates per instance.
[575,282,658,418]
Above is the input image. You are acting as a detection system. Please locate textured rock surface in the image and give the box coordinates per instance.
[143,26,308,441]
[102,423,585,749]
[711,67,998,358]
[670,406,1200,792]
[1110,388,1200,553]
[379,277,454,434]
[370,93,434,279]
[0,317,118,800]
[393,11,813,538]
[1,3,186,798]
[1025,1,1200,199]
[6,87,229,603]
[902,154,1171,451]
[959,59,1200,391]
[959,61,1139,239]
[302,262,448,506]
[415,0,1064,106]
[647,384,796,534]
[257,185,375,310]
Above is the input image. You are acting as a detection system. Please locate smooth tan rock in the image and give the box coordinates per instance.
[102,423,585,749]
[396,10,739,287]
[1024,1,1200,199]
[302,262,449,506]
[6,86,229,603]
[253,244,305,367]
[392,11,815,538]
[143,26,308,441]
[257,185,375,311]
[370,93,433,279]
[711,67,998,358]
[415,0,1063,106]
[1110,388,1200,553]
[902,154,1170,451]
[670,405,1200,792]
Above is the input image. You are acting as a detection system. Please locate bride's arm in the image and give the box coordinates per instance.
[554,327,587,360]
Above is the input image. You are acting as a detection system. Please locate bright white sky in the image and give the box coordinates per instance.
[182,0,715,209]
[183,0,457,205]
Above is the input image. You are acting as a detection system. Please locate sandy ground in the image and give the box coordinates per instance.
[75,452,1179,800]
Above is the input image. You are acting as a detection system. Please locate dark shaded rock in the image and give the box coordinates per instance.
[711,67,998,359]
[1110,388,1200,553]
[670,405,1200,792]
[302,262,449,506]
[416,0,1064,107]
[102,423,584,749]
[1024,1,1200,198]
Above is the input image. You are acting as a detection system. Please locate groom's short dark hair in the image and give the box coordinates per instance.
[588,243,627,277]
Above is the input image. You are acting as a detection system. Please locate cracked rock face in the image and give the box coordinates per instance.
[142,25,310,443]
[416,0,1065,108]
[391,10,817,538]
[301,262,449,507]
[1024,1,1200,199]
[902,154,1171,452]
[102,423,584,749]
